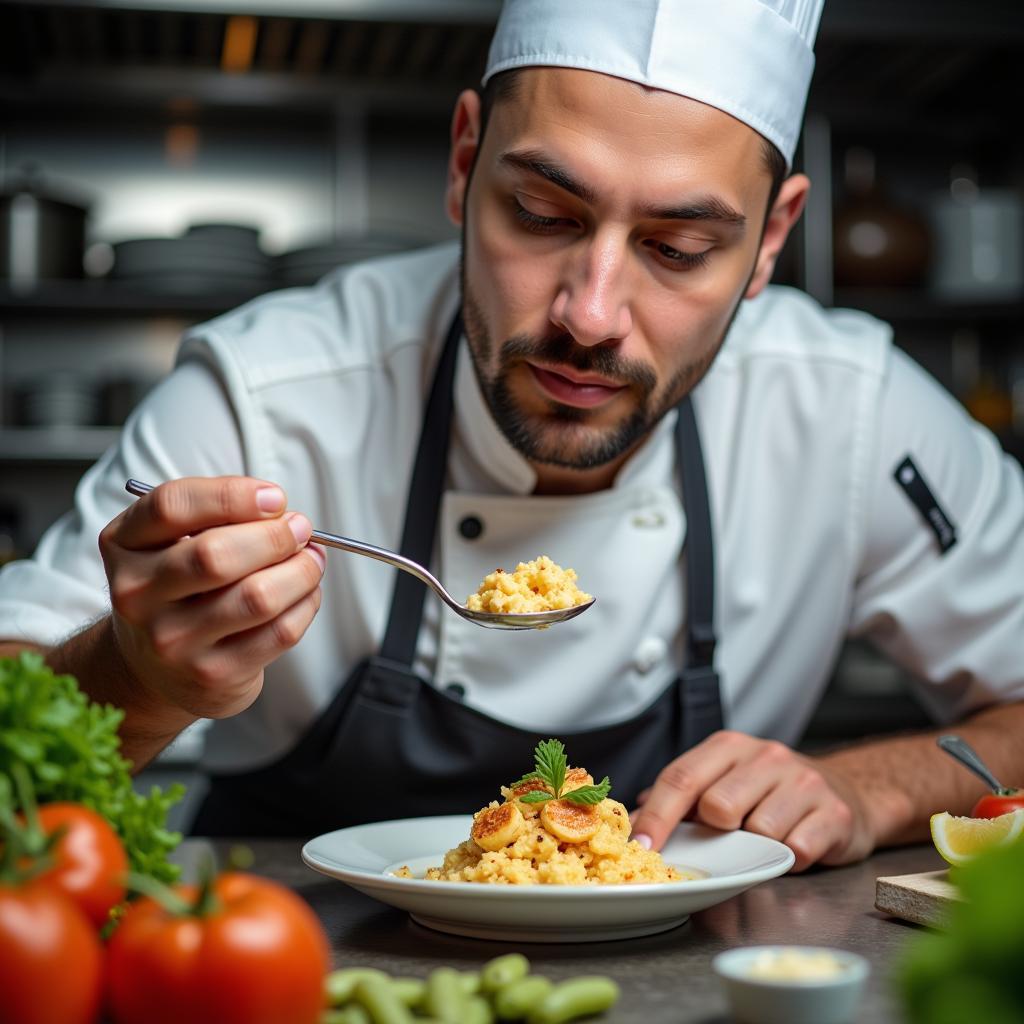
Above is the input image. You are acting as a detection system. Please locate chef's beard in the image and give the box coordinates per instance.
[460,263,730,470]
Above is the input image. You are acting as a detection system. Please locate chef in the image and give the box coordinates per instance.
[0,0,1022,870]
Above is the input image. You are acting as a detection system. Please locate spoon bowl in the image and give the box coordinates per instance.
[125,479,594,631]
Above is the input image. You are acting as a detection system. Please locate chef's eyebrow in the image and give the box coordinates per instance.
[639,196,746,228]
[500,149,598,204]
[499,148,746,229]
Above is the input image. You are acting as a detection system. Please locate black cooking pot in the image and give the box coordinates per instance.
[0,167,89,286]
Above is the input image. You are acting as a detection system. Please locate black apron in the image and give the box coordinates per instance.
[191,313,724,837]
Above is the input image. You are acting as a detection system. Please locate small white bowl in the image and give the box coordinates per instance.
[712,945,870,1024]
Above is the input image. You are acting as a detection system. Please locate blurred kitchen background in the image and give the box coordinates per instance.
[1,0,1022,823]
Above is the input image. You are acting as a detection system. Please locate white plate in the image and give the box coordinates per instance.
[301,815,794,942]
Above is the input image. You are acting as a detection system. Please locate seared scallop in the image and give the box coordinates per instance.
[508,776,552,808]
[471,802,527,851]
[562,767,595,793]
[540,798,601,843]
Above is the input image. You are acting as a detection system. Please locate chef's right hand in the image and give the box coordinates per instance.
[99,476,325,721]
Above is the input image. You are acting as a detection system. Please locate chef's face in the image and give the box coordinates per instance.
[446,67,808,472]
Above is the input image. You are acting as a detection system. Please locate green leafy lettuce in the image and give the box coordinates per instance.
[0,652,183,882]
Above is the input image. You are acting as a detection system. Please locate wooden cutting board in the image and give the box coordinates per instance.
[875,869,963,928]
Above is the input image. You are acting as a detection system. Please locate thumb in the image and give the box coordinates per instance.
[628,805,677,852]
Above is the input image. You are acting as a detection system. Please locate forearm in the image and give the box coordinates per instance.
[0,617,196,771]
[814,700,1024,851]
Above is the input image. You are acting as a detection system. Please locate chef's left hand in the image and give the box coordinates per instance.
[628,731,875,872]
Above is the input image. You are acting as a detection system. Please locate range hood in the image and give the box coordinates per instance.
[18,0,500,23]
[2,0,1018,127]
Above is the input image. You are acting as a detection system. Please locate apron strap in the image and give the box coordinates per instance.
[676,395,725,743]
[676,395,717,670]
[379,311,463,665]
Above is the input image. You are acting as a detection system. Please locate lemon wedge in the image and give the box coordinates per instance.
[930,808,1024,866]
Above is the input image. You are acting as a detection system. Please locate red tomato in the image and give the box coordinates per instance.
[0,878,104,1024]
[106,871,330,1024]
[971,790,1024,819]
[35,802,128,928]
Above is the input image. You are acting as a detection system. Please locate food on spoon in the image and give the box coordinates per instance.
[465,556,592,614]
[929,808,1024,866]
[421,739,691,885]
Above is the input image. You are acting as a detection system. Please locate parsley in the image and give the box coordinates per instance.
[511,739,611,806]
[0,652,183,883]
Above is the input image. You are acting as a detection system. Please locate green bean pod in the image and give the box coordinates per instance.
[481,954,531,994]
[527,977,621,1024]
[353,977,415,1024]
[493,976,554,1020]
[423,966,469,1022]
[465,994,496,1024]
[326,968,391,1005]
[321,1006,372,1024]
[459,971,483,995]
[391,977,427,1007]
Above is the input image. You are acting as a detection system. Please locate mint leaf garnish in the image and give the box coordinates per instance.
[505,740,612,804]
[562,778,611,805]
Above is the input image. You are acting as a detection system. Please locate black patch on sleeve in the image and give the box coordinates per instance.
[893,455,957,554]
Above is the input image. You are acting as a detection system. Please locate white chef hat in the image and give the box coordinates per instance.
[483,0,825,167]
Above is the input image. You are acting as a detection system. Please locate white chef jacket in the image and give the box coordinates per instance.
[1,242,1021,772]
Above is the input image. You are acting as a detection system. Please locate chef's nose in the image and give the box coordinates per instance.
[549,235,633,347]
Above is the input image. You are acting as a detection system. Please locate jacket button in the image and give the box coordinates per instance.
[458,515,484,539]
[633,636,667,674]
[631,511,666,529]
[445,682,467,700]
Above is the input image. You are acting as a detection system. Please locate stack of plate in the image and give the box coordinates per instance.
[274,233,425,287]
[109,222,273,292]
[18,371,100,428]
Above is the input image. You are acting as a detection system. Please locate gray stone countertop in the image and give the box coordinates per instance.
[177,838,945,1023]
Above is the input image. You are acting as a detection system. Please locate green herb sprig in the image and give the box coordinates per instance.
[510,739,611,806]
[0,652,183,883]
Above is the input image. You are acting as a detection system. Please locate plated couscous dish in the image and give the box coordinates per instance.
[465,556,592,615]
[405,740,691,885]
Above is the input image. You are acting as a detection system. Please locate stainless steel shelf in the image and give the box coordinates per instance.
[832,289,1024,324]
[0,281,272,316]
[1,68,466,113]
[0,428,120,463]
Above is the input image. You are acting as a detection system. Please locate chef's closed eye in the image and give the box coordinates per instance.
[642,236,713,271]
[511,192,579,232]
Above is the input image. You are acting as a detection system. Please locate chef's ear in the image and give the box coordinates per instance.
[446,89,482,227]
[744,174,810,300]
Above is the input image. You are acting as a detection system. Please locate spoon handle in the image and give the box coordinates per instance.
[937,734,1006,793]
[308,528,464,614]
[124,479,465,615]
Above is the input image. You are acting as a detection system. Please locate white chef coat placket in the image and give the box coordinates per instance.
[429,341,689,733]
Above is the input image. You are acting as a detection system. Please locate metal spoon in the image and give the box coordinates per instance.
[124,480,594,631]
[937,734,1012,793]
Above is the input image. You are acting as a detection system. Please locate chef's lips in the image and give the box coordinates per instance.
[479,330,664,468]
[502,331,657,411]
